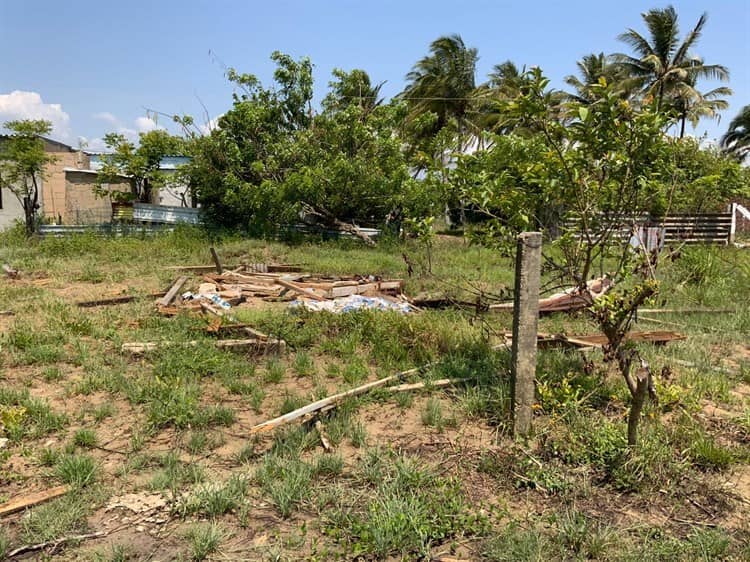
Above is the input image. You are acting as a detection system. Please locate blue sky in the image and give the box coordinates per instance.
[1,0,748,148]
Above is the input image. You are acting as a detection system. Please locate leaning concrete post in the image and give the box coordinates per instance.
[510,231,542,438]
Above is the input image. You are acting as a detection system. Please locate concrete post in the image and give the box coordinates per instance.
[510,231,542,438]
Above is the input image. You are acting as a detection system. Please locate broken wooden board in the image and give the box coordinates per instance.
[247,366,428,435]
[158,276,189,307]
[166,263,302,274]
[491,277,612,313]
[77,292,167,308]
[276,278,326,300]
[502,330,686,350]
[0,485,70,517]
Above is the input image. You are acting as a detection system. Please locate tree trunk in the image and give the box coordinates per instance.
[627,365,651,446]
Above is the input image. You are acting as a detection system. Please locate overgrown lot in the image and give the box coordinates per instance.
[1,228,749,561]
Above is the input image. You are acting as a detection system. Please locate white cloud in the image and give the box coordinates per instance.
[0,90,72,142]
[92,111,119,126]
[78,136,108,152]
[135,116,163,133]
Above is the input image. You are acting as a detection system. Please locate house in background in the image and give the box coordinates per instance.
[1,136,197,230]
[0,136,132,229]
[88,153,193,208]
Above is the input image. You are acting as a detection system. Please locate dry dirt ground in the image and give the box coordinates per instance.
[1,263,750,561]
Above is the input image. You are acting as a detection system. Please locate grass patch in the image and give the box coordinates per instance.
[55,453,98,487]
[185,522,225,561]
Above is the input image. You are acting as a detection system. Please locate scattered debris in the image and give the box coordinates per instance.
[315,420,333,452]
[490,276,612,313]
[0,310,14,316]
[2,264,19,278]
[501,330,686,350]
[291,294,414,314]
[165,263,302,274]
[155,266,406,316]
[0,485,70,518]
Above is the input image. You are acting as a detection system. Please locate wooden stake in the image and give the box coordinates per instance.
[510,232,542,438]
[210,247,223,274]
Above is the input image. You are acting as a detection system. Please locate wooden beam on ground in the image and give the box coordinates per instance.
[0,310,14,316]
[158,276,189,307]
[247,365,429,435]
[276,278,326,301]
[384,378,469,392]
[0,485,70,518]
[77,291,166,308]
[502,330,687,350]
[637,308,735,314]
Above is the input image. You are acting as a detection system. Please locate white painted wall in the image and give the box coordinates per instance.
[0,185,28,231]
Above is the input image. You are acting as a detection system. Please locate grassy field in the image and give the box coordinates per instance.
[0,227,749,561]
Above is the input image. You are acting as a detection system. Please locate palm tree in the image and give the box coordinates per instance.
[564,53,636,103]
[670,75,731,138]
[613,5,729,113]
[322,68,384,116]
[721,105,750,161]
[401,34,479,145]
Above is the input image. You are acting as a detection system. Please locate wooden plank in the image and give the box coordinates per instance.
[77,292,166,308]
[0,485,70,517]
[327,283,378,298]
[276,278,326,301]
[247,366,427,435]
[158,276,189,307]
[384,378,469,392]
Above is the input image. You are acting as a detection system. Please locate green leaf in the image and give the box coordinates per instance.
[578,107,589,122]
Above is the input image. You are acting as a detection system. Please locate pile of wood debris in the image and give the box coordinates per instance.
[156,265,406,316]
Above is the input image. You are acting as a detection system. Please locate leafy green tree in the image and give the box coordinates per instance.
[721,104,750,162]
[460,69,670,446]
[661,137,749,211]
[96,129,184,203]
[613,5,730,117]
[0,119,56,235]
[280,103,412,228]
[185,52,314,232]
